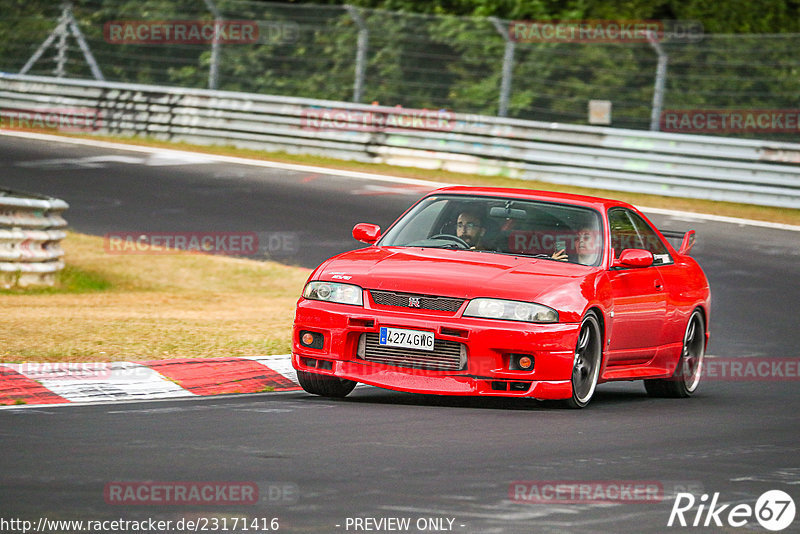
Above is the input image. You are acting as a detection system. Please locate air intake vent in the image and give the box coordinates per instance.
[370,291,464,312]
[356,333,466,371]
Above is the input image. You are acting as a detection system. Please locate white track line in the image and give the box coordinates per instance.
[5,129,798,231]
[0,130,447,188]
[639,206,800,232]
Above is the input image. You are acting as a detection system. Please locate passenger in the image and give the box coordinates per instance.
[575,227,602,265]
[549,226,599,264]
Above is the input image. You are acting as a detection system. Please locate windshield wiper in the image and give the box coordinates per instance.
[429,243,464,249]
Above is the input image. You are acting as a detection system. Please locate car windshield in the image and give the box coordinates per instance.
[379,195,604,266]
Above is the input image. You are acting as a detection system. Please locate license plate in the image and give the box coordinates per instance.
[379,327,435,351]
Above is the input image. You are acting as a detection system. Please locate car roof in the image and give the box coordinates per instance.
[428,186,635,212]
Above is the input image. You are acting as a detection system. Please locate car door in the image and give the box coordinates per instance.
[605,208,668,364]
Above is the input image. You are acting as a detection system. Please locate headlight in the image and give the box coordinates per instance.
[303,281,363,306]
[463,298,558,323]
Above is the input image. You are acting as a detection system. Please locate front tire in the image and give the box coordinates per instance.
[644,309,705,398]
[296,370,357,398]
[565,312,603,409]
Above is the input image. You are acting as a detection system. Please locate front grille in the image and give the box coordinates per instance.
[357,333,466,371]
[369,290,464,312]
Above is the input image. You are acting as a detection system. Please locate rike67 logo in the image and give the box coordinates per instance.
[668,490,795,531]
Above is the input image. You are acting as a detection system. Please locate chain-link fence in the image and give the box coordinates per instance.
[2,0,799,138]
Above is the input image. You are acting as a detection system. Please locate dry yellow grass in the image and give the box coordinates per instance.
[0,232,311,363]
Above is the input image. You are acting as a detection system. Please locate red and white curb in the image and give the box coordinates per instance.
[0,355,300,407]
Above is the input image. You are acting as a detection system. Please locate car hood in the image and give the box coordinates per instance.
[313,246,596,310]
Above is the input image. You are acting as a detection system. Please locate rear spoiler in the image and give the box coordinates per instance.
[660,229,696,255]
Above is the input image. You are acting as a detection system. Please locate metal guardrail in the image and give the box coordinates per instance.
[0,188,68,288]
[1,73,799,208]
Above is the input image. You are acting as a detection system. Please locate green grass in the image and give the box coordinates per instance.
[0,265,114,295]
[58,264,114,292]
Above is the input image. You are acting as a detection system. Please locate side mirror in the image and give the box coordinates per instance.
[678,230,696,255]
[613,249,654,268]
[352,223,381,244]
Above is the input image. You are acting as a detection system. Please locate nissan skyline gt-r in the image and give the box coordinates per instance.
[291,186,710,408]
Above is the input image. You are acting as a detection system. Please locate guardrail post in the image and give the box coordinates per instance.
[489,17,515,118]
[648,31,668,131]
[204,0,222,90]
[345,5,368,103]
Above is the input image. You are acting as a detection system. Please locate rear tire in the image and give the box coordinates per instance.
[296,370,357,398]
[564,312,603,409]
[644,309,705,398]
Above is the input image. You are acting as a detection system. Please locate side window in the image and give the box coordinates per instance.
[627,211,673,265]
[384,198,448,245]
[608,208,644,259]
[608,208,673,265]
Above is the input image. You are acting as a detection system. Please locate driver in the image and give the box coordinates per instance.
[456,209,487,249]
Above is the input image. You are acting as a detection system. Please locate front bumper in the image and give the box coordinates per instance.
[292,299,581,399]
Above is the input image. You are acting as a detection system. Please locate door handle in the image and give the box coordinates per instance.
[654,279,663,290]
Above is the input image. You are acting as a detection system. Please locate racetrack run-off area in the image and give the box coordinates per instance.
[0,356,299,406]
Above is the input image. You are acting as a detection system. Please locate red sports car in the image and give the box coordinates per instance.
[292,186,710,408]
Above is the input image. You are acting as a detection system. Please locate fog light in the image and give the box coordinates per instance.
[299,330,324,349]
[510,353,534,371]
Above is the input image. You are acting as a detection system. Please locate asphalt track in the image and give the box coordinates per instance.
[1,133,799,533]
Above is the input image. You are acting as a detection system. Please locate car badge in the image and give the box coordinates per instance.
[408,297,421,308]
